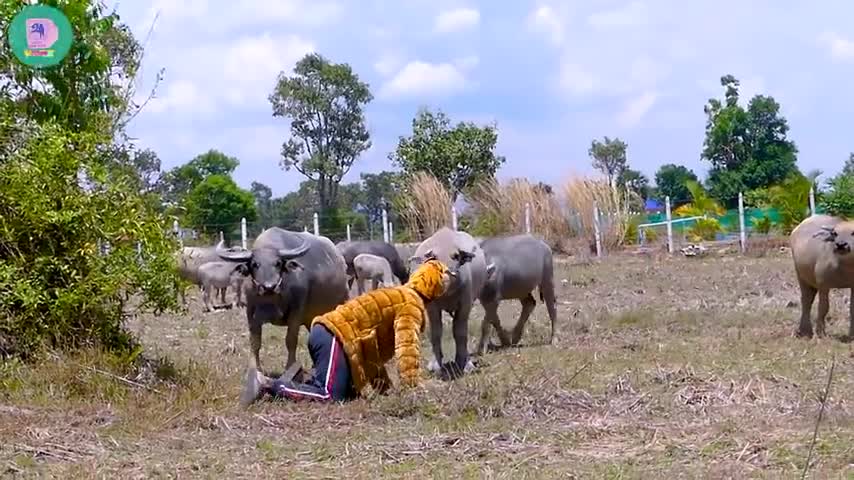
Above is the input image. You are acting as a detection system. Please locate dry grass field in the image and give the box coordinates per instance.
[2,249,853,478]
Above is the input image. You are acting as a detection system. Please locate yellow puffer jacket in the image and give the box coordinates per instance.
[311,259,448,396]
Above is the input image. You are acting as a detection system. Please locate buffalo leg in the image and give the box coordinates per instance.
[219,287,227,305]
[427,304,444,373]
[248,312,263,372]
[797,279,817,337]
[356,276,366,295]
[511,294,537,346]
[452,304,474,374]
[816,288,830,337]
[202,285,213,312]
[541,281,558,345]
[477,299,511,356]
[284,307,306,370]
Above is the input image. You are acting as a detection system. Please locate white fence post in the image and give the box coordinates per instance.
[665,196,673,254]
[219,230,224,244]
[303,225,308,232]
[313,212,319,236]
[738,191,746,253]
[809,186,816,216]
[346,224,351,241]
[593,202,602,258]
[524,203,531,234]
[241,217,247,249]
[173,219,182,248]
[451,206,458,230]
[382,209,389,242]
[389,222,394,242]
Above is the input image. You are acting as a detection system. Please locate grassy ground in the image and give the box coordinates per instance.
[2,249,853,478]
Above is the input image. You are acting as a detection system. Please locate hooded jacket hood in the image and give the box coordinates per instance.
[404,259,448,301]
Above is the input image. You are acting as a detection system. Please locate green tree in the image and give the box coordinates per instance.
[360,171,402,225]
[0,1,182,358]
[768,171,821,234]
[842,153,854,176]
[701,74,800,206]
[250,181,274,227]
[618,168,650,199]
[183,175,257,237]
[654,164,699,206]
[269,53,373,213]
[159,149,240,207]
[390,107,505,201]
[588,136,628,189]
[823,158,854,218]
[0,0,146,133]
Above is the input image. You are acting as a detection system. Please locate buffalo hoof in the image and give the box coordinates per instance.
[240,367,264,408]
[427,359,442,373]
[795,328,813,338]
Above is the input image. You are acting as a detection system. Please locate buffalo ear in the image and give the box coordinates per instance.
[285,260,304,273]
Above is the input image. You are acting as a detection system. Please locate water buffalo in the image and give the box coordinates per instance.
[175,239,226,305]
[476,234,558,354]
[353,253,394,294]
[790,214,854,338]
[336,240,409,289]
[197,261,246,312]
[216,227,350,373]
[408,227,484,377]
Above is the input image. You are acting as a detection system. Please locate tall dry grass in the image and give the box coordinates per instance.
[561,174,634,250]
[466,177,569,250]
[398,171,453,240]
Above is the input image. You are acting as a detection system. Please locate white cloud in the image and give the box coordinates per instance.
[557,62,596,96]
[434,7,480,34]
[616,91,658,128]
[145,80,215,115]
[220,33,316,107]
[374,52,405,76]
[380,61,468,98]
[527,5,564,46]
[453,55,480,70]
[588,1,649,29]
[818,31,854,61]
[143,33,315,115]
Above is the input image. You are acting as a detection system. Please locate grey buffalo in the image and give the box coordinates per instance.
[216,227,350,373]
[790,214,854,338]
[196,261,246,312]
[175,239,226,305]
[408,227,484,377]
[353,253,394,294]
[476,234,558,354]
[336,240,409,290]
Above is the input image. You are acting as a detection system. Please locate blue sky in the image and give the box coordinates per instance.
[111,0,854,198]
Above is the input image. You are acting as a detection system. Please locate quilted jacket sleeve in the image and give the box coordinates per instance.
[393,303,423,388]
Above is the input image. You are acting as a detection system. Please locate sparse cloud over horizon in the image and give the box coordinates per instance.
[115,0,854,196]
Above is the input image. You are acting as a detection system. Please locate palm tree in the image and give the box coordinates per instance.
[769,170,821,234]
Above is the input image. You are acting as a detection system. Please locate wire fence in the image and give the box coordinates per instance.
[98,188,825,259]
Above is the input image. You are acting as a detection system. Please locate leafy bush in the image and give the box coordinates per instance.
[823,174,854,219]
[768,172,818,234]
[688,218,723,242]
[753,215,774,235]
[0,121,182,359]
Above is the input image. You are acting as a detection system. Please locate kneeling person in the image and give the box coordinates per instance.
[241,257,456,405]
